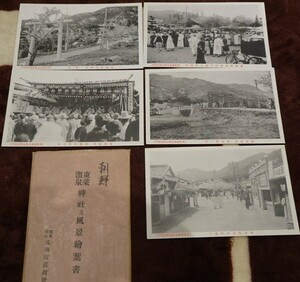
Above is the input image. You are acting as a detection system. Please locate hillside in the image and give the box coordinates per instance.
[176,168,215,182]
[69,6,138,27]
[176,149,282,182]
[150,74,273,103]
[21,6,138,27]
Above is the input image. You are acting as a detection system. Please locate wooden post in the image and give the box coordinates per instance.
[57,20,63,59]
[27,35,36,65]
[254,79,261,108]
[65,22,69,52]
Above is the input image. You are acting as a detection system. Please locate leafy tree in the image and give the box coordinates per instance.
[252,15,261,27]
[256,72,272,91]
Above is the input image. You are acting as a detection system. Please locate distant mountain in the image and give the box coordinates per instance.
[176,168,215,182]
[176,149,282,183]
[217,152,266,182]
[22,6,138,27]
[150,74,273,103]
[69,6,138,26]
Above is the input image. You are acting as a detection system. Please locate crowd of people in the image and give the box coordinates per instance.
[6,107,139,143]
[148,28,263,64]
[200,188,253,210]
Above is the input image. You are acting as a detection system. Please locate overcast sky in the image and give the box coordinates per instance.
[147,3,265,20]
[155,70,271,91]
[149,147,276,172]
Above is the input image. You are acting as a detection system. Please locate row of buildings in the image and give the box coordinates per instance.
[249,155,294,228]
[150,165,198,225]
[150,153,294,229]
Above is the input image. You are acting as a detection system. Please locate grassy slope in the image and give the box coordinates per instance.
[150,108,280,140]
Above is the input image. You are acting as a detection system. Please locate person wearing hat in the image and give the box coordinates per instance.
[172,30,179,48]
[166,32,175,51]
[105,113,123,141]
[13,113,27,141]
[184,31,190,48]
[196,37,206,64]
[150,31,156,48]
[125,113,139,141]
[85,115,109,142]
[177,31,184,49]
[162,31,168,49]
[204,37,211,56]
[66,113,79,142]
[24,116,37,141]
[213,35,223,57]
[56,113,70,142]
[74,119,87,142]
[118,111,132,140]
[84,114,96,134]
[222,35,229,55]
[188,33,200,57]
[153,31,163,52]
[33,114,64,143]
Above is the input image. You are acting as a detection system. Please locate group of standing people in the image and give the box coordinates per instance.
[149,30,185,52]
[148,29,235,64]
[199,188,253,210]
[7,109,139,143]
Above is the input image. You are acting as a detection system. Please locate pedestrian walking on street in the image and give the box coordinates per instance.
[244,189,252,209]
[212,189,222,209]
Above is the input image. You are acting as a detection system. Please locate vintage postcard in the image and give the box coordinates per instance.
[145,146,299,239]
[144,2,271,67]
[14,3,143,69]
[145,68,284,144]
[2,69,143,147]
[23,150,131,281]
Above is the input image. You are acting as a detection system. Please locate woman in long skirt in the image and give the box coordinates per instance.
[177,32,184,48]
[204,37,211,55]
[166,34,175,51]
[196,39,206,64]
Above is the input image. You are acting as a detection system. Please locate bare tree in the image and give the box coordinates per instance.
[22,7,62,65]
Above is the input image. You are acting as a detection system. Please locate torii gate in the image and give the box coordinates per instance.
[25,16,72,65]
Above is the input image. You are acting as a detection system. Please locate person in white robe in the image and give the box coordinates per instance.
[56,113,70,142]
[166,34,175,51]
[213,36,223,56]
[177,32,184,48]
[188,34,199,56]
[32,115,65,143]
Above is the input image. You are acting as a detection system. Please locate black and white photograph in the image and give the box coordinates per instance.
[2,69,143,147]
[145,146,299,239]
[144,2,271,67]
[14,3,142,69]
[146,68,284,144]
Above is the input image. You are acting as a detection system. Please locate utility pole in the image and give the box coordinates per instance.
[65,7,69,52]
[185,5,188,28]
[57,17,63,59]
[104,7,109,51]
[254,79,261,109]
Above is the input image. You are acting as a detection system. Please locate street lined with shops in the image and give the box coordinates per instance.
[154,197,287,234]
